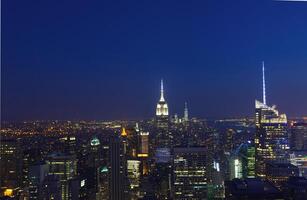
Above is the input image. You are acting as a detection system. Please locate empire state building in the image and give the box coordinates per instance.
[156,79,169,129]
[156,79,169,116]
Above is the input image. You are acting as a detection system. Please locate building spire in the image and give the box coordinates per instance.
[160,79,165,102]
[262,61,266,105]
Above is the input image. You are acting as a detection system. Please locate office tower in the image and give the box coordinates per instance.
[22,148,43,188]
[41,175,61,200]
[47,153,77,200]
[255,63,289,178]
[224,129,235,154]
[290,151,307,178]
[138,132,149,156]
[99,144,110,199]
[28,162,49,200]
[183,102,189,122]
[283,177,307,200]
[225,178,282,199]
[229,142,255,180]
[60,136,76,155]
[173,147,207,199]
[266,162,299,189]
[156,79,169,129]
[109,135,127,200]
[155,79,172,150]
[138,132,149,175]
[89,136,101,199]
[0,138,22,198]
[127,160,141,189]
[229,157,243,180]
[290,122,307,150]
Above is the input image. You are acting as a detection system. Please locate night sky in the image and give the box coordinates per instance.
[2,0,307,121]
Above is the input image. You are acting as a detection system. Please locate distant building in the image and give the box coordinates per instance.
[138,132,149,175]
[290,151,307,178]
[41,175,61,200]
[89,136,101,199]
[183,102,189,123]
[229,142,255,180]
[59,136,76,155]
[291,122,307,151]
[225,178,282,200]
[0,138,22,198]
[28,162,49,200]
[173,147,207,199]
[109,135,127,200]
[127,160,141,189]
[47,153,77,200]
[266,162,299,189]
[282,176,307,200]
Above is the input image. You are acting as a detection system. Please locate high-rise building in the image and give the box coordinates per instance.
[156,79,169,129]
[183,102,189,123]
[60,136,76,155]
[155,79,172,149]
[290,151,307,178]
[109,135,127,200]
[22,148,43,188]
[41,175,61,200]
[127,160,141,189]
[173,147,207,199]
[255,63,289,178]
[138,132,149,175]
[0,138,22,198]
[47,153,77,200]
[290,122,307,151]
[138,132,149,157]
[229,142,255,180]
[89,136,102,199]
[28,162,49,200]
[266,162,299,189]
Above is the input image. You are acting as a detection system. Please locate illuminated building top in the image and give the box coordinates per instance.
[156,79,169,116]
[90,137,100,146]
[121,127,127,136]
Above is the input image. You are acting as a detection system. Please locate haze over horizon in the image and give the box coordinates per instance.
[3,0,307,121]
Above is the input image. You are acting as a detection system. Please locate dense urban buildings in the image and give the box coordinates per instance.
[1,71,306,200]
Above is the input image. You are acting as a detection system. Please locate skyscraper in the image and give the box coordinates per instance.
[255,63,289,178]
[183,102,189,123]
[290,122,307,151]
[47,153,77,200]
[155,79,172,150]
[173,147,208,199]
[28,162,49,200]
[156,79,169,129]
[109,135,127,200]
[138,132,149,175]
[0,138,22,198]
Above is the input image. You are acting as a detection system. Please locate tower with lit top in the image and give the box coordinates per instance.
[255,62,289,178]
[156,79,169,117]
[156,79,169,129]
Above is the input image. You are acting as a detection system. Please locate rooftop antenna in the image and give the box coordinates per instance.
[160,79,165,101]
[262,61,266,105]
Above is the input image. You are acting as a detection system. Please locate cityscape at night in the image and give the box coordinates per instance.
[1,0,307,200]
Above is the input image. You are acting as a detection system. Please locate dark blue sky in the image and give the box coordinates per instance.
[2,0,307,121]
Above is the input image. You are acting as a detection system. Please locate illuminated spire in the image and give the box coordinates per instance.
[262,61,266,105]
[121,127,127,136]
[160,79,165,102]
[156,79,169,116]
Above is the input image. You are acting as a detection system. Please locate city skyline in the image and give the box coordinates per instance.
[3,0,307,121]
